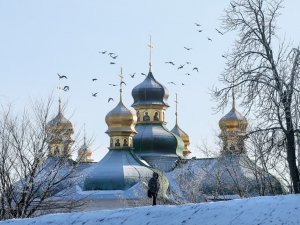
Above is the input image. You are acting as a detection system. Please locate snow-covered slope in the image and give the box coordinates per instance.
[2,195,299,225]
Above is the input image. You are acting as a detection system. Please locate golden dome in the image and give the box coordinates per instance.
[46,100,74,134]
[219,106,248,132]
[105,100,137,135]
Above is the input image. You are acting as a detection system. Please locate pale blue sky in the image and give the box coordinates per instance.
[0,0,299,160]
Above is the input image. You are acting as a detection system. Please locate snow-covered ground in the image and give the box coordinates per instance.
[1,195,299,225]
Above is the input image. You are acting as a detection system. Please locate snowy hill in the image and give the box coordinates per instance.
[1,195,299,225]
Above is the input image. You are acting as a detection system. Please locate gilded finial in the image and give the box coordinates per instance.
[57,82,62,113]
[147,35,153,72]
[119,67,124,101]
[175,93,178,125]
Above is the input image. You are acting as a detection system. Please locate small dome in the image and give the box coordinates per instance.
[219,107,248,131]
[47,111,74,132]
[132,71,169,107]
[105,100,137,134]
[171,124,190,145]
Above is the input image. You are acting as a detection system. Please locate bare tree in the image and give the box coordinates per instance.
[214,0,300,193]
[0,99,82,220]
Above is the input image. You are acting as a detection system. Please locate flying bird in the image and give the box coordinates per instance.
[110,62,116,65]
[99,51,107,54]
[193,67,199,72]
[108,98,114,103]
[141,73,146,76]
[197,30,203,32]
[178,64,184,70]
[222,54,226,58]
[165,61,175,65]
[63,86,69,91]
[208,37,213,41]
[57,73,67,79]
[92,78,98,82]
[181,83,185,86]
[195,23,201,26]
[111,55,118,59]
[92,92,98,97]
[108,52,115,56]
[215,28,224,35]
[109,84,117,86]
[186,62,191,64]
[185,73,191,76]
[168,82,176,85]
[129,73,136,78]
[120,81,126,86]
[184,47,192,51]
[230,2,236,9]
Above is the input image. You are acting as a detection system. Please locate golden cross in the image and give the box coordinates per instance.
[57,82,63,112]
[147,35,153,71]
[119,67,124,100]
[175,93,178,125]
[232,75,236,109]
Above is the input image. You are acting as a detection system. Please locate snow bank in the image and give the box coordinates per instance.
[1,195,299,225]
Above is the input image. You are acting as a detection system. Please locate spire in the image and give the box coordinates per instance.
[147,35,153,72]
[119,67,124,101]
[83,123,86,145]
[232,75,236,109]
[57,82,62,113]
[175,93,178,125]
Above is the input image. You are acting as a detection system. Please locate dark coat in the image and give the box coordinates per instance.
[148,176,160,193]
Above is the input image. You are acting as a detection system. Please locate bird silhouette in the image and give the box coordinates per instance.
[57,73,67,79]
[92,92,98,97]
[92,78,98,82]
[185,73,191,76]
[181,83,185,86]
[108,52,115,56]
[193,67,199,72]
[222,55,226,58]
[195,23,201,26]
[109,84,117,86]
[230,2,236,9]
[129,73,136,78]
[63,86,69,91]
[110,62,116,65]
[178,65,184,70]
[165,61,175,65]
[168,82,176,85]
[141,73,146,76]
[108,98,114,103]
[215,28,224,35]
[111,55,118,59]
[120,81,126,86]
[208,37,213,41]
[99,51,107,54]
[197,30,203,32]
[186,62,191,64]
[184,47,192,51]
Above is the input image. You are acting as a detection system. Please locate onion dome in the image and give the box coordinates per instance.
[77,132,93,163]
[133,123,184,172]
[219,106,248,132]
[171,124,191,156]
[171,94,191,157]
[132,71,169,107]
[105,100,137,135]
[83,150,153,190]
[219,92,248,154]
[47,99,74,133]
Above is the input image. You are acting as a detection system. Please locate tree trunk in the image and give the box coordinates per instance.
[285,107,300,193]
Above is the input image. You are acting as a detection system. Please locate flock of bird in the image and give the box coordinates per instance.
[56,21,226,102]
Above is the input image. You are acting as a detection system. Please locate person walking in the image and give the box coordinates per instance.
[147,172,160,205]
